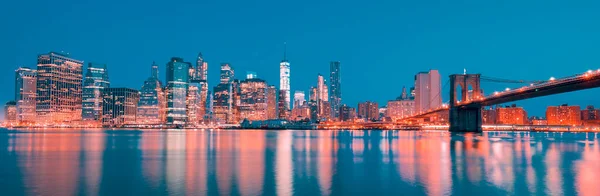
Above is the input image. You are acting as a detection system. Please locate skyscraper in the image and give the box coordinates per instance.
[82,63,110,124]
[166,57,191,126]
[36,52,84,123]
[414,70,441,114]
[15,67,37,123]
[213,64,237,124]
[278,89,289,119]
[317,74,329,119]
[293,91,306,108]
[102,88,140,126]
[267,85,278,119]
[239,78,268,121]
[137,62,166,125]
[187,53,207,126]
[220,63,234,84]
[279,43,291,110]
[329,61,342,120]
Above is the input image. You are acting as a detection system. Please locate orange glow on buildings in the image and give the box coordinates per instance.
[496,105,528,125]
[546,104,581,126]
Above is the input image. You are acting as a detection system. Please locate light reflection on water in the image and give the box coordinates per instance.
[1,129,599,195]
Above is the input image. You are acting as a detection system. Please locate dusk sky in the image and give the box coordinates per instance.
[2,0,600,116]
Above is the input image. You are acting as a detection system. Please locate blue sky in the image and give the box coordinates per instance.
[2,0,600,116]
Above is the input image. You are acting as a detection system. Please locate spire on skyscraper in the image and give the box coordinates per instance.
[282,42,287,62]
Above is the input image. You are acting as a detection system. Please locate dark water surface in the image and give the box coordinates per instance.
[1,129,599,196]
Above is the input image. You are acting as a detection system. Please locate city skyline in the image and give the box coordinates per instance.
[3,1,600,117]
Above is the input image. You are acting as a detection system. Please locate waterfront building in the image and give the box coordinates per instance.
[309,87,317,102]
[137,62,167,125]
[329,61,342,120]
[481,107,497,125]
[385,86,415,121]
[546,104,581,126]
[414,70,441,114]
[581,105,600,120]
[82,63,110,125]
[196,53,209,123]
[530,116,548,125]
[4,101,17,124]
[36,52,84,123]
[293,91,306,109]
[279,44,291,110]
[496,105,528,125]
[102,88,140,126]
[239,78,268,121]
[358,101,379,121]
[340,104,356,122]
[267,85,278,119]
[14,67,37,123]
[166,57,191,125]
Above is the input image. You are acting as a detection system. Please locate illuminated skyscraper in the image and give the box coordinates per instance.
[293,91,306,108]
[36,52,84,123]
[166,57,191,125]
[187,53,208,126]
[239,78,268,121]
[414,70,441,114]
[82,63,110,124]
[267,85,278,119]
[279,43,291,110]
[102,88,140,126]
[137,62,166,125]
[546,104,581,126]
[317,74,329,119]
[15,67,37,123]
[329,61,341,120]
[220,63,234,84]
[213,64,237,123]
[278,89,289,119]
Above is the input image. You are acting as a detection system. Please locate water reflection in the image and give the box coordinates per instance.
[1,129,600,195]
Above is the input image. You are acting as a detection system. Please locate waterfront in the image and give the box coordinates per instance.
[1,129,599,195]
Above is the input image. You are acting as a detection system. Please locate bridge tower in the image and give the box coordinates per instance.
[449,74,483,132]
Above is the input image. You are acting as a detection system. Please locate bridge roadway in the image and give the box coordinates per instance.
[404,69,600,122]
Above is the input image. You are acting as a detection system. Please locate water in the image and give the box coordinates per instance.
[0,129,599,196]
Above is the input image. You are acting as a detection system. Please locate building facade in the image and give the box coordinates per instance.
[102,88,140,126]
[213,64,237,124]
[278,89,289,119]
[166,57,191,125]
[82,63,110,124]
[329,61,342,120]
[15,67,37,124]
[239,78,268,121]
[414,70,441,114]
[4,101,17,124]
[267,85,278,119]
[36,52,84,123]
[386,87,415,121]
[293,90,306,109]
[340,104,356,122]
[496,105,528,125]
[137,62,166,125]
[358,101,379,121]
[279,45,291,110]
[581,105,599,121]
[546,104,581,126]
